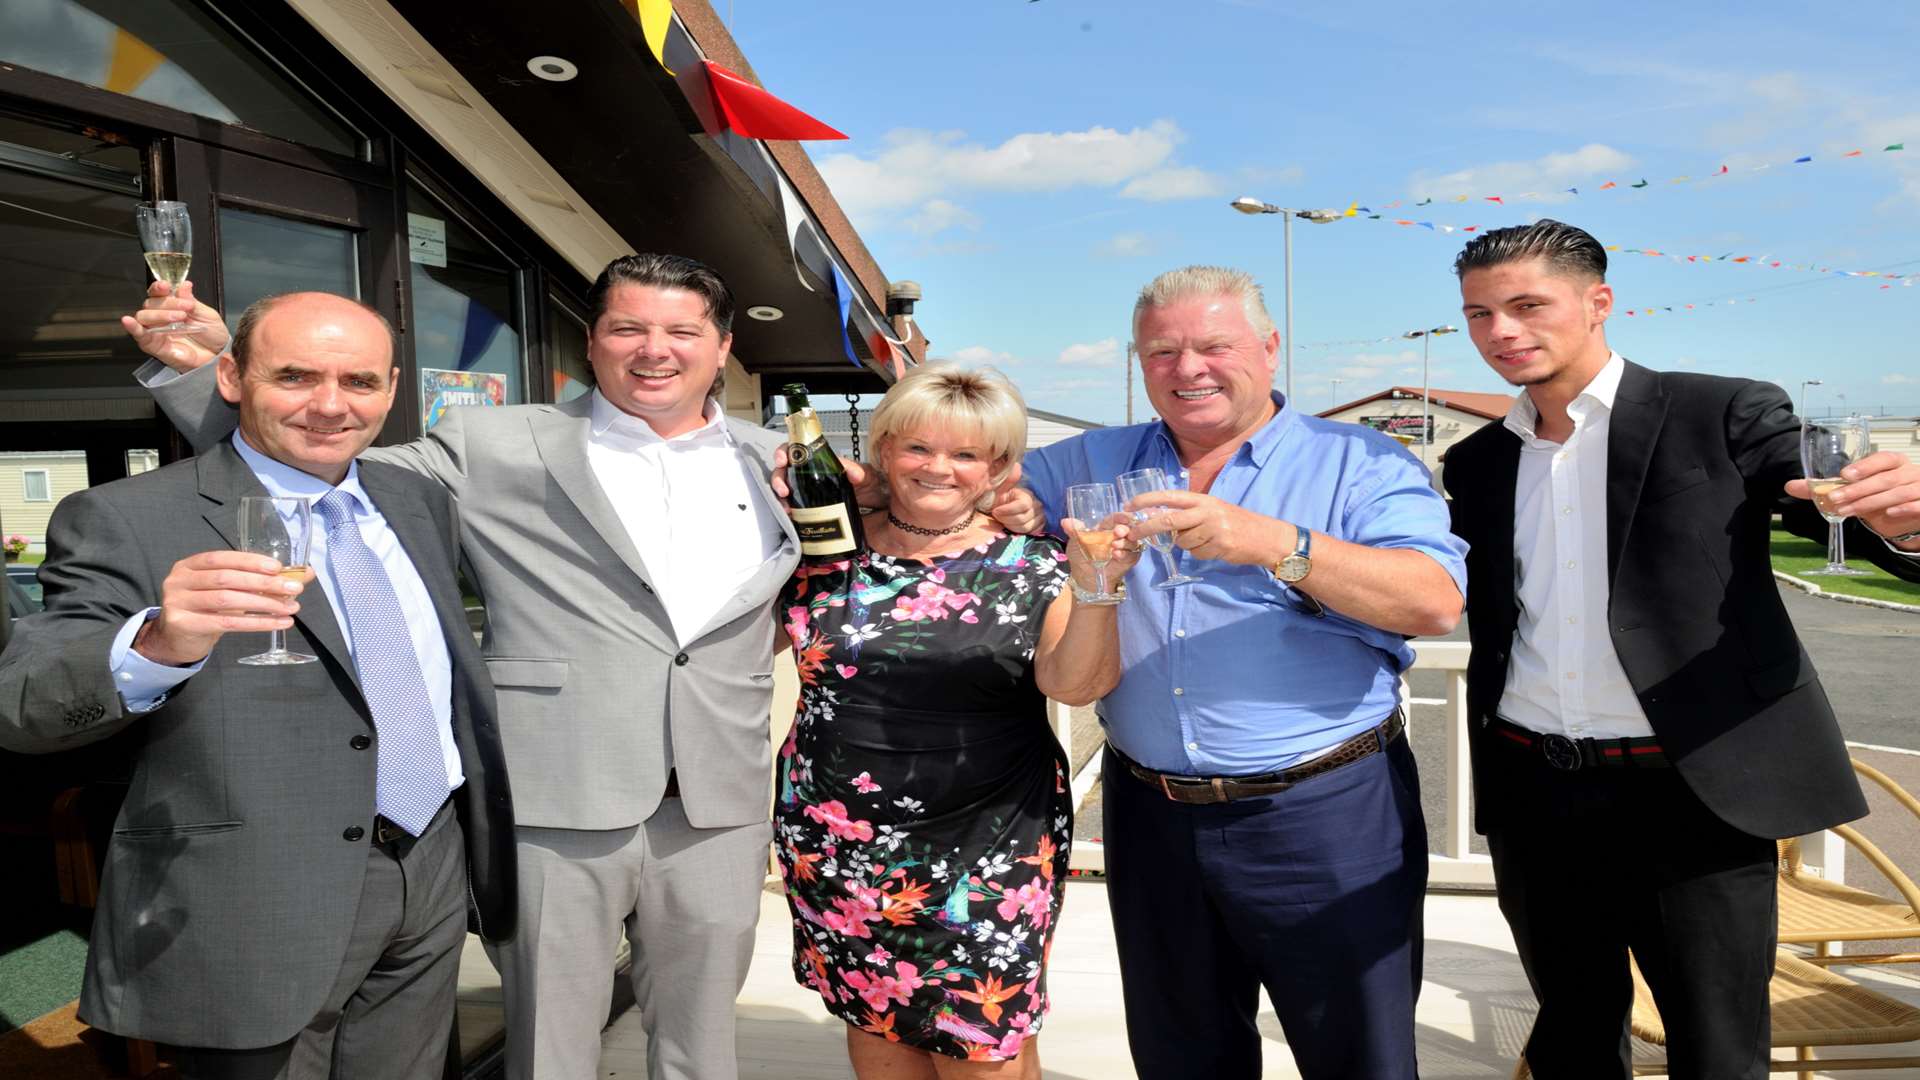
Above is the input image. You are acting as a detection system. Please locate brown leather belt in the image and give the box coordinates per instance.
[1114,709,1405,805]
[1490,717,1669,771]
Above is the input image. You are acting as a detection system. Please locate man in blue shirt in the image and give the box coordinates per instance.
[999,266,1467,1078]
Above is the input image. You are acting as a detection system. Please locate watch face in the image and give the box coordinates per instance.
[1277,554,1311,582]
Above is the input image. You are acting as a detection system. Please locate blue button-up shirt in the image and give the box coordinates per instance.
[1022,392,1467,775]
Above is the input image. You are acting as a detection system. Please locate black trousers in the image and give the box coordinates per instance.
[1487,751,1777,1080]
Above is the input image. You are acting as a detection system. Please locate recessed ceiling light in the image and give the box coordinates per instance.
[747,306,783,321]
[527,56,578,82]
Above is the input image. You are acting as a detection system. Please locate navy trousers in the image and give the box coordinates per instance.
[1102,733,1429,1079]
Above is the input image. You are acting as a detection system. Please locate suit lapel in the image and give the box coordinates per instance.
[1606,360,1669,584]
[527,398,657,589]
[1482,432,1522,624]
[727,417,801,551]
[195,441,354,675]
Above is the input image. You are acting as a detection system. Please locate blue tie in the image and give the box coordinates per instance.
[316,489,446,836]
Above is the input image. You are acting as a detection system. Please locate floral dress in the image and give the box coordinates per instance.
[776,531,1073,1061]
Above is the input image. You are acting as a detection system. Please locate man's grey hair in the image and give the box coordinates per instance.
[1453,219,1608,283]
[1132,266,1277,339]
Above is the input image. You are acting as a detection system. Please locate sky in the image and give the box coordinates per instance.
[725,1,1920,426]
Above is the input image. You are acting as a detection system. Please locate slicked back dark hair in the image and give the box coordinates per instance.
[1453,219,1607,283]
[586,253,736,335]
[231,292,395,374]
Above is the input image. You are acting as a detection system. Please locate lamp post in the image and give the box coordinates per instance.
[1329,377,1344,410]
[1401,325,1459,465]
[1800,378,1823,418]
[1230,197,1344,404]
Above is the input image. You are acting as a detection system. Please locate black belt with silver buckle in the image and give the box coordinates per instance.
[1490,717,1669,771]
[1115,710,1405,805]
[371,797,452,848]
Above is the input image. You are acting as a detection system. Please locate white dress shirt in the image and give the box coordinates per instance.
[586,391,784,646]
[1497,352,1656,740]
[111,432,464,792]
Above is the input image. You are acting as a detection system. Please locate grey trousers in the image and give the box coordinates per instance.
[164,804,468,1080]
[487,798,773,1080]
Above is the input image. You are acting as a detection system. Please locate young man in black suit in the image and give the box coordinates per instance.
[1442,220,1920,1079]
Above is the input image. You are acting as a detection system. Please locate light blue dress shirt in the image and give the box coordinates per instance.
[1022,392,1468,776]
[108,434,462,790]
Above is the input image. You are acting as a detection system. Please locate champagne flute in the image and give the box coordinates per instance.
[236,496,318,665]
[1117,467,1201,589]
[135,200,197,334]
[1799,415,1873,577]
[1065,483,1124,605]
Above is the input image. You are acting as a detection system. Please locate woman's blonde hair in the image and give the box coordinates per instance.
[868,362,1029,502]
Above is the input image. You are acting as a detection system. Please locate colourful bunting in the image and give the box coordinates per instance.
[699,60,848,140]
[620,0,676,73]
[1794,155,1813,163]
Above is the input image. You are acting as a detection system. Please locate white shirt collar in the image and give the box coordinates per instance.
[1502,351,1625,442]
[589,389,730,447]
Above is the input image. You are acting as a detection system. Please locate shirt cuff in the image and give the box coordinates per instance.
[134,357,183,388]
[109,608,204,712]
[1885,537,1920,560]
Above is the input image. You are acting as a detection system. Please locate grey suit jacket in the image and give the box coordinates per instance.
[153,367,800,830]
[0,442,516,1048]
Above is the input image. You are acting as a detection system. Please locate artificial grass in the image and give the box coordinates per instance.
[1771,526,1920,606]
[0,929,88,1035]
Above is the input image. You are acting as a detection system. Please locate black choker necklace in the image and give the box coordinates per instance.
[887,511,975,537]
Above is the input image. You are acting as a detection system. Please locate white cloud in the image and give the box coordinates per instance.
[1058,338,1125,367]
[1883,373,1917,385]
[903,199,980,236]
[943,345,1023,368]
[817,122,1182,216]
[1409,144,1636,202]
[1120,166,1225,201]
[1094,232,1153,257]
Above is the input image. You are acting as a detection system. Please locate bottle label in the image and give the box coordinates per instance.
[791,503,858,555]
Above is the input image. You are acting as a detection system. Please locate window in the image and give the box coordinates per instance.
[406,181,524,427]
[547,294,592,403]
[1,0,362,157]
[23,470,50,502]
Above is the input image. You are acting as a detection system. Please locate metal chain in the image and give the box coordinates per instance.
[845,394,862,460]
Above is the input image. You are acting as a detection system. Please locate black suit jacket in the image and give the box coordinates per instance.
[0,441,516,1047]
[1445,362,1919,840]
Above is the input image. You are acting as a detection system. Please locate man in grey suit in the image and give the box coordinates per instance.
[126,255,798,1080]
[2,293,516,1078]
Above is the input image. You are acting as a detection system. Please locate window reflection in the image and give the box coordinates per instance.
[408,184,523,427]
[217,209,359,324]
[549,298,592,403]
[1,0,361,157]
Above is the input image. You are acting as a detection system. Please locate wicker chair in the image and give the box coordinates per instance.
[1511,950,1920,1078]
[1778,760,1920,967]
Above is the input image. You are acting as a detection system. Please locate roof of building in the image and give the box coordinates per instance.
[1320,386,1515,422]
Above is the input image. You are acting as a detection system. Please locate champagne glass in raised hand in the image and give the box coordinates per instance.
[1799,415,1874,577]
[1117,467,1201,589]
[236,496,317,665]
[135,200,197,333]
[1065,483,1125,605]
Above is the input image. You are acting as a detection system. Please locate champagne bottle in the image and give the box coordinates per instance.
[781,384,867,562]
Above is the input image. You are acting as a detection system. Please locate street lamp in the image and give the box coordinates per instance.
[1800,379,1823,418]
[1402,325,1459,465]
[1329,377,1344,409]
[1230,196,1345,404]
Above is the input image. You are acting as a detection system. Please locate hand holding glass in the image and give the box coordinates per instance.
[1116,467,1201,589]
[236,496,317,665]
[135,200,196,333]
[1799,415,1873,577]
[1065,483,1126,604]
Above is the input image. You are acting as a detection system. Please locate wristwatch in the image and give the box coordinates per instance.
[1271,525,1313,583]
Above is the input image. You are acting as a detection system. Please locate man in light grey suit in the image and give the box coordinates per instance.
[126,255,798,1080]
[3,293,517,1078]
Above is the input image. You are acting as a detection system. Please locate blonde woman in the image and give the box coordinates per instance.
[775,363,1138,1078]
